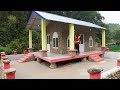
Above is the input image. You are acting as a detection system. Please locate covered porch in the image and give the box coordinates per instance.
[26,11,106,57]
[31,50,104,68]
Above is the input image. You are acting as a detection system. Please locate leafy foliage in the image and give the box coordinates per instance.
[0,11,106,54]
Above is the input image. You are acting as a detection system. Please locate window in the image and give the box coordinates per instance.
[89,36,93,47]
[53,32,58,48]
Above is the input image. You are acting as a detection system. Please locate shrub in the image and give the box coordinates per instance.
[0,46,13,55]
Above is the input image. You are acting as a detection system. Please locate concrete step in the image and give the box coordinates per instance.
[17,53,34,63]
[89,54,104,62]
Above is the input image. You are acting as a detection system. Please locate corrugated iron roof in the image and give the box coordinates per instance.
[34,11,106,29]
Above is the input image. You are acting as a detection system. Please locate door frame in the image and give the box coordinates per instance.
[79,34,84,52]
[47,34,50,52]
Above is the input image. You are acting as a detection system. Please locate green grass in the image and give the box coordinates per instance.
[107,45,120,52]
[110,50,120,52]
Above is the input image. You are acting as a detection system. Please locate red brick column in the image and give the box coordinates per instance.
[4,68,16,79]
[39,50,48,57]
[101,46,107,51]
[2,57,8,60]
[67,50,77,56]
[1,54,6,57]
[106,48,110,52]
[117,58,120,67]
[14,51,17,55]
[3,60,10,69]
[28,48,34,53]
[87,67,103,79]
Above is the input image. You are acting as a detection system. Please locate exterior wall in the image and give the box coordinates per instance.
[47,21,69,54]
[75,25,96,52]
[47,21,98,54]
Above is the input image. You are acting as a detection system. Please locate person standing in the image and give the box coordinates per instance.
[75,35,80,55]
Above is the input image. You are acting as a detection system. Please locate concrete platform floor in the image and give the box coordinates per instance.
[10,57,116,79]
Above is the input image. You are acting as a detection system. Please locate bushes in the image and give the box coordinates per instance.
[0,46,13,55]
[0,30,42,55]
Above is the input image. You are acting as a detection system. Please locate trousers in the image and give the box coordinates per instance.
[75,44,80,54]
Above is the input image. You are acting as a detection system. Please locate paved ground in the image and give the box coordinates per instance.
[10,57,116,79]
[6,54,25,61]
[0,60,3,79]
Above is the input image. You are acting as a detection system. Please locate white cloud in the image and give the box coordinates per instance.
[99,11,120,24]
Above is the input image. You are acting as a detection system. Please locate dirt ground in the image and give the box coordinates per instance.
[9,57,116,79]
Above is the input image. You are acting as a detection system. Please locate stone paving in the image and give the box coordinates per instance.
[1,51,118,79]
[6,54,25,61]
[10,57,116,79]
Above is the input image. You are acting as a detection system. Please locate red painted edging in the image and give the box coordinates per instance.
[90,73,101,79]
[34,51,104,63]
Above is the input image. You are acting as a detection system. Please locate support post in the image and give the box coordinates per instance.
[40,19,48,57]
[101,30,106,51]
[87,66,103,79]
[28,29,34,52]
[4,68,16,79]
[117,58,120,67]
[67,24,76,56]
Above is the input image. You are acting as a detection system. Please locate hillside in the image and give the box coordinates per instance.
[107,23,120,30]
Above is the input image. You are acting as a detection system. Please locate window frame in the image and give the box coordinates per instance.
[89,36,93,47]
[53,32,58,48]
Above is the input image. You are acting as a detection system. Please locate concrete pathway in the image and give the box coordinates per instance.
[10,57,116,79]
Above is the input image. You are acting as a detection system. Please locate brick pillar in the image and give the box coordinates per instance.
[28,48,34,53]
[1,54,6,57]
[2,57,8,60]
[101,46,106,51]
[106,48,110,52]
[4,68,16,79]
[67,50,77,56]
[87,67,103,79]
[3,60,10,69]
[14,51,17,55]
[117,58,120,66]
[39,50,48,57]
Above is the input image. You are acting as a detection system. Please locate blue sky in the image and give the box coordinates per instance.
[99,11,120,24]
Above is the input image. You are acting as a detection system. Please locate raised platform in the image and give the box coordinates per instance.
[6,51,105,69]
[32,51,104,63]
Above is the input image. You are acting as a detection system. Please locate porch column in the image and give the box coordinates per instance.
[102,30,105,47]
[39,18,48,57]
[28,30,34,52]
[29,30,32,48]
[69,24,74,50]
[67,24,77,56]
[101,30,106,51]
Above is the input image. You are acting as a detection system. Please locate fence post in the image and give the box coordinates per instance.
[4,68,16,79]
[87,66,103,79]
[2,57,8,60]
[3,60,10,69]
[14,51,17,55]
[117,58,120,67]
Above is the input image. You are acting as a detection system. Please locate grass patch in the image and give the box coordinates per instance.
[110,50,120,52]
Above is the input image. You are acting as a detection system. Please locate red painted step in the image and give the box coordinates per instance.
[89,54,104,62]
[17,53,34,63]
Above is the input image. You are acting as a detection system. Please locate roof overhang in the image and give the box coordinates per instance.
[26,11,106,30]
